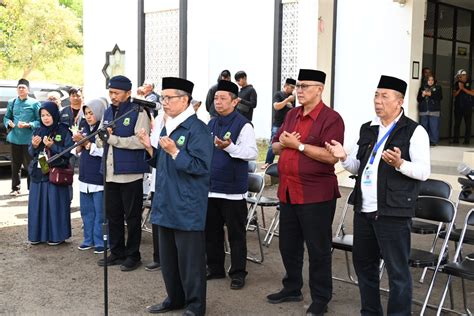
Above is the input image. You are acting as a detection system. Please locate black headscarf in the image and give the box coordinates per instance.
[37,101,61,138]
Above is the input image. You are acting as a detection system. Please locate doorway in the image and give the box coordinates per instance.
[423,1,473,141]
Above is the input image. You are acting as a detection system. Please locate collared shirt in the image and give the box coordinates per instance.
[341,112,431,212]
[165,104,195,136]
[274,101,345,204]
[208,123,258,200]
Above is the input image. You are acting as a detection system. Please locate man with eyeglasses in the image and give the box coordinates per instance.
[267,69,344,316]
[262,78,296,170]
[3,78,41,196]
[96,75,151,272]
[139,77,213,316]
[326,75,430,315]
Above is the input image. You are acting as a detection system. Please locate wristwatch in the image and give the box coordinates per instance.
[298,143,305,152]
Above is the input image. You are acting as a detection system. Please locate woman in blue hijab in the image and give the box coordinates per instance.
[28,101,74,245]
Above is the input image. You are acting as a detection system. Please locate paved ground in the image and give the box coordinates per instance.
[0,166,473,315]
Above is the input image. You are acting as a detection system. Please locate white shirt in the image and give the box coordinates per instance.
[208,123,258,200]
[341,112,430,212]
[165,104,195,136]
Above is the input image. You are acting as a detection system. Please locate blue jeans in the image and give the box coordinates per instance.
[420,115,439,144]
[264,125,280,164]
[79,191,104,247]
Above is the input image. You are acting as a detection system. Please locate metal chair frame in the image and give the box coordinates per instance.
[141,194,153,233]
[437,209,474,316]
[409,195,457,315]
[245,173,266,263]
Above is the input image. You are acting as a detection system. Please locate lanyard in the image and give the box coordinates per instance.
[369,122,397,165]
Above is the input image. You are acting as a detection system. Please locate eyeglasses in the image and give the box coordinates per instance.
[295,84,322,90]
[159,95,183,103]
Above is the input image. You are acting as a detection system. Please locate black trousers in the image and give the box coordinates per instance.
[149,192,160,263]
[453,107,472,143]
[279,199,336,307]
[105,179,143,261]
[159,226,206,316]
[352,212,412,316]
[10,143,31,191]
[205,198,248,278]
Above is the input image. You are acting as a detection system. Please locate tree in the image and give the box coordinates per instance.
[0,0,82,78]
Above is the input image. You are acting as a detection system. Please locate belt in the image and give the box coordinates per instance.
[363,211,379,221]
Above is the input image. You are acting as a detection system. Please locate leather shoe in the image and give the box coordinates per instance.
[206,270,226,280]
[146,303,174,314]
[145,261,161,271]
[267,289,303,304]
[120,258,142,271]
[97,254,125,266]
[230,276,245,290]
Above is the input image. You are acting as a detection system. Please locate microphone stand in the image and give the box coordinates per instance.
[47,101,150,316]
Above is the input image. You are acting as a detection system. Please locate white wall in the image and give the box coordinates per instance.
[334,0,423,150]
[83,0,138,102]
[186,0,275,139]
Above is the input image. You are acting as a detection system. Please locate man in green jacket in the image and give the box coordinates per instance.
[3,79,41,196]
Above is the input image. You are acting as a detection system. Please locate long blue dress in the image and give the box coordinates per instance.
[28,103,74,243]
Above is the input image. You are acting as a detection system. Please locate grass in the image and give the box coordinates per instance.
[256,138,279,163]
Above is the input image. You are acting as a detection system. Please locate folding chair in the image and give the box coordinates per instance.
[411,179,452,283]
[331,189,385,285]
[408,195,457,315]
[245,173,265,263]
[141,194,153,233]
[247,162,279,230]
[331,190,357,284]
[439,180,474,250]
[437,209,474,316]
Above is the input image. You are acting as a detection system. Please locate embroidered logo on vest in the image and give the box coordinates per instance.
[223,131,231,140]
[54,135,62,142]
[123,118,130,126]
[177,136,186,146]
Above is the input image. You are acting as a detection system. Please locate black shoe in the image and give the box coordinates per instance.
[230,276,245,290]
[146,303,175,314]
[306,303,328,315]
[120,258,142,271]
[182,310,196,316]
[206,270,226,280]
[97,254,125,267]
[145,261,161,271]
[267,289,303,304]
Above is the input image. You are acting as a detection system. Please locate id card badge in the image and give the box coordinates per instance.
[362,166,373,186]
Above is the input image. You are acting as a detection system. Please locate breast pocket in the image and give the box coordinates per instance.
[356,137,373,160]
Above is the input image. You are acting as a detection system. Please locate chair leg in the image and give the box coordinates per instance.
[260,206,266,228]
[344,251,357,284]
[266,216,279,246]
[141,206,152,233]
[437,275,452,316]
[247,216,264,264]
[461,277,472,315]
[263,209,279,247]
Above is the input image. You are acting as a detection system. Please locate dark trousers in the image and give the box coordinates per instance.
[352,212,412,316]
[11,143,31,191]
[150,192,160,263]
[453,107,472,143]
[105,179,143,261]
[205,198,248,278]
[279,199,336,307]
[159,226,206,316]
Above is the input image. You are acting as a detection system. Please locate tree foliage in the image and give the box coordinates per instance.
[0,0,82,78]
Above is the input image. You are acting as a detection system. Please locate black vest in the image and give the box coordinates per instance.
[353,113,420,217]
